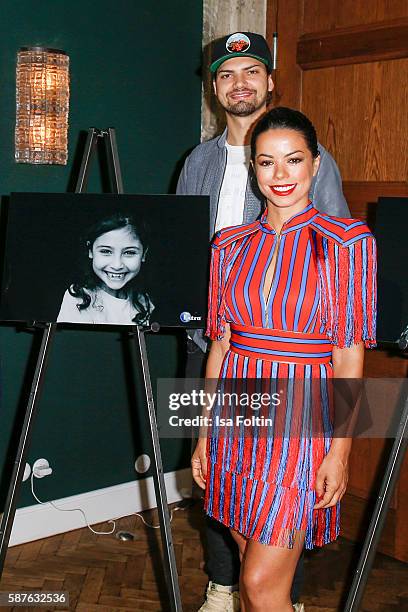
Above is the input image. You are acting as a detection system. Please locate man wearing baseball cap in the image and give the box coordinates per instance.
[177,31,349,612]
[210,31,273,72]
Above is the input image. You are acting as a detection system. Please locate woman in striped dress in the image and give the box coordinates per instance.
[191,107,376,611]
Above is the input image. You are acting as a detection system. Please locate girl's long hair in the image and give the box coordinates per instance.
[69,212,152,324]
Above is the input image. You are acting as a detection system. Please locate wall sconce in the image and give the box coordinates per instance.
[15,47,70,165]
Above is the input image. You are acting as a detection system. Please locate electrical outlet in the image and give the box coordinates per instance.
[22,463,31,482]
[134,454,151,474]
[32,458,53,478]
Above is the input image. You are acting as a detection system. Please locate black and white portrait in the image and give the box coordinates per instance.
[57,212,153,325]
[0,193,209,327]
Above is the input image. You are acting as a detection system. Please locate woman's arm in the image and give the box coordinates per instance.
[205,324,231,378]
[191,325,231,490]
[314,342,364,509]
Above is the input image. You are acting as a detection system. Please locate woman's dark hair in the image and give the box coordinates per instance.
[69,212,152,324]
[251,106,319,160]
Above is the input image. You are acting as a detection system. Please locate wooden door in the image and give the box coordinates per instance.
[266,0,408,561]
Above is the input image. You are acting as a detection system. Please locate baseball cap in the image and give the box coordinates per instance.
[210,32,272,73]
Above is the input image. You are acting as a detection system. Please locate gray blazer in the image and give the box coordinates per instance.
[177,128,350,237]
[177,128,350,349]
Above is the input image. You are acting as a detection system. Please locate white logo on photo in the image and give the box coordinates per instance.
[180,311,202,323]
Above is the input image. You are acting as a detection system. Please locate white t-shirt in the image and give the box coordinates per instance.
[57,287,153,325]
[215,143,251,233]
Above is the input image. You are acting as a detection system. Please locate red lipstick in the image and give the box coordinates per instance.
[270,184,296,196]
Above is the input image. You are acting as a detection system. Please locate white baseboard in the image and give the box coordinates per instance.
[10,468,192,546]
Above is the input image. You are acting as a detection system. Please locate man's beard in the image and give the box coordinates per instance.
[225,100,257,116]
[222,90,268,117]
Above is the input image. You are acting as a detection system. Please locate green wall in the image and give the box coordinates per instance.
[0,1,203,508]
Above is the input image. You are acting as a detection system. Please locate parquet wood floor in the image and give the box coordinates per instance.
[0,499,407,611]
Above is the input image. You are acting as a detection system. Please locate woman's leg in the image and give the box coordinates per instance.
[230,528,247,562]
[240,532,305,612]
[230,529,249,611]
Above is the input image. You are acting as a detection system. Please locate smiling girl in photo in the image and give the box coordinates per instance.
[57,212,153,325]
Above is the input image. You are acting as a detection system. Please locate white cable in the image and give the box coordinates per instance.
[133,500,189,529]
[30,474,116,535]
[133,511,166,529]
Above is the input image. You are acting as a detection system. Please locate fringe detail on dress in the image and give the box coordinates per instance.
[205,468,339,549]
[316,235,377,348]
[206,245,226,340]
[205,359,335,549]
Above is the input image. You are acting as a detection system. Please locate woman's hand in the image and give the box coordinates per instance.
[191,327,230,491]
[314,342,364,509]
[191,438,207,490]
[314,450,349,509]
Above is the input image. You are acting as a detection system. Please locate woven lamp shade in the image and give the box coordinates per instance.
[15,47,70,165]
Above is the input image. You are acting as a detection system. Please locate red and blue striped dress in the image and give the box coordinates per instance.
[205,203,376,548]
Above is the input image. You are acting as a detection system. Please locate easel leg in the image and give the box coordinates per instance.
[105,128,124,194]
[74,127,123,195]
[0,323,56,578]
[344,395,408,611]
[135,326,183,612]
[74,128,99,193]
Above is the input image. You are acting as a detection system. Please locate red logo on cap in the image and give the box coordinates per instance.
[229,39,249,52]
[226,33,251,54]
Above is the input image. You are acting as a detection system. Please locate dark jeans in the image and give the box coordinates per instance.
[185,336,304,603]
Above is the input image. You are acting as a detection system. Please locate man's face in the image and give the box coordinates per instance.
[213,57,273,117]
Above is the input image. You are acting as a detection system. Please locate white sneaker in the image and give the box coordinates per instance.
[293,604,305,611]
[198,581,240,611]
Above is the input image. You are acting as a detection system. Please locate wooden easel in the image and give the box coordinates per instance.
[0,128,183,611]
